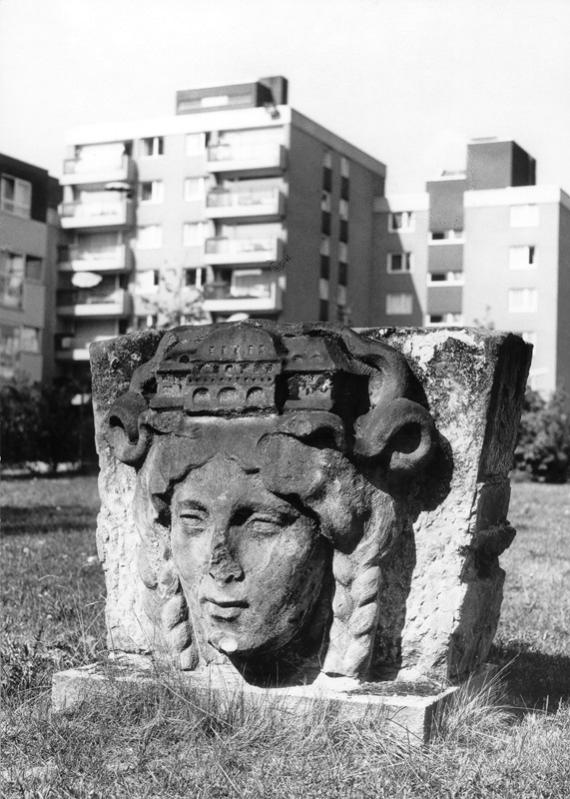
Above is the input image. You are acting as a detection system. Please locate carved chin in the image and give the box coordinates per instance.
[205,612,303,659]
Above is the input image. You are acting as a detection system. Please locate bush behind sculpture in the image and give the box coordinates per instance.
[0,375,95,470]
[514,388,570,483]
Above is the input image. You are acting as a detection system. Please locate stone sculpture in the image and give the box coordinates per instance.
[102,322,444,685]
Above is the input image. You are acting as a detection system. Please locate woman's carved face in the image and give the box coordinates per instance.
[170,453,330,658]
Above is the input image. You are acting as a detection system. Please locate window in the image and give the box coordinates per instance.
[322,167,332,193]
[136,313,158,329]
[340,176,349,201]
[510,204,539,227]
[427,313,464,325]
[319,299,329,321]
[321,211,331,236]
[389,211,415,233]
[183,222,208,246]
[427,271,463,284]
[0,251,25,308]
[139,181,164,203]
[0,324,20,379]
[185,268,205,288]
[184,177,206,201]
[21,326,40,353]
[339,219,349,243]
[321,191,331,212]
[429,229,464,242]
[509,288,538,312]
[509,245,537,270]
[386,293,413,315]
[338,262,348,286]
[185,133,206,155]
[231,269,273,299]
[387,252,413,273]
[320,254,330,280]
[1,174,32,218]
[25,256,43,281]
[137,225,162,249]
[140,136,164,157]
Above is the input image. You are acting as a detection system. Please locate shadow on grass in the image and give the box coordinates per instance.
[491,641,570,708]
[1,506,98,536]
[1,465,99,481]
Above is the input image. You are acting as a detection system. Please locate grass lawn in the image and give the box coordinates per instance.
[1,475,569,798]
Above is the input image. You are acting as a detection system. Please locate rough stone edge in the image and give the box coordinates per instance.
[51,656,460,745]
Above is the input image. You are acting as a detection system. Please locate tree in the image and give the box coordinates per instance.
[0,375,95,471]
[514,388,570,483]
[136,265,211,329]
[0,375,41,465]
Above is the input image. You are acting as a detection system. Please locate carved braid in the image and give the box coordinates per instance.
[134,462,198,670]
[159,577,197,670]
[324,499,397,679]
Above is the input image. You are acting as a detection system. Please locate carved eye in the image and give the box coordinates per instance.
[246,511,297,537]
[247,515,282,536]
[178,509,207,536]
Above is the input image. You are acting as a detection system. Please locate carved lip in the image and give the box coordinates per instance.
[203,597,248,620]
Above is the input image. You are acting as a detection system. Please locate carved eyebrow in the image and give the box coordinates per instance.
[177,500,208,515]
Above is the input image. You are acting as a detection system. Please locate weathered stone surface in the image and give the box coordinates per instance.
[89,323,530,688]
[363,327,530,681]
[51,654,458,744]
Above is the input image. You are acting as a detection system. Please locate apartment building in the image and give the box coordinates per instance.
[56,77,386,382]
[374,139,570,396]
[0,154,60,383]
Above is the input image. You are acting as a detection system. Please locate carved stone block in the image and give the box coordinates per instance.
[90,323,531,686]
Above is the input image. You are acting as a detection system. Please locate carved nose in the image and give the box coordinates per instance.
[208,533,244,584]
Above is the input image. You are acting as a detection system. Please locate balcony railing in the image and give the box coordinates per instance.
[204,236,283,265]
[61,154,134,185]
[205,188,283,218]
[206,144,286,174]
[57,288,130,317]
[56,334,116,361]
[202,274,281,313]
[59,243,131,272]
[60,199,134,229]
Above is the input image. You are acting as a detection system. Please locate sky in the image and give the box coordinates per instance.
[1,0,569,194]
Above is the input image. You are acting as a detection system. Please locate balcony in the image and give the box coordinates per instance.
[205,188,284,220]
[206,144,286,176]
[202,272,282,314]
[58,243,132,273]
[204,236,284,265]
[60,199,135,229]
[55,334,116,362]
[57,288,131,318]
[61,154,135,186]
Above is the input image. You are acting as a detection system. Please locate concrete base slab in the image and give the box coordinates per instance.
[52,654,461,744]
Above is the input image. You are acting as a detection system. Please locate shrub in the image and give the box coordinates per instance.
[0,375,95,470]
[0,375,42,465]
[514,388,570,483]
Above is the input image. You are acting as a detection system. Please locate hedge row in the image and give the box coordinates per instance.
[0,376,95,471]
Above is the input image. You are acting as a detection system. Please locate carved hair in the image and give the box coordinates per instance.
[104,322,437,679]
